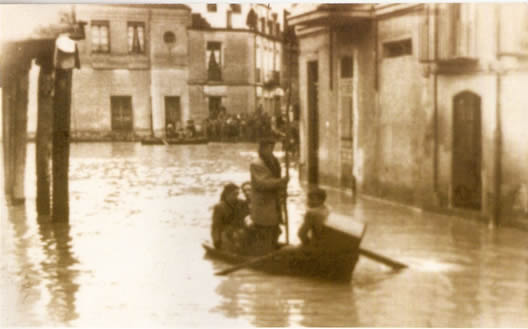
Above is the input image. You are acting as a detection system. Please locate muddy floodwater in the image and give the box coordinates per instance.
[1,142,527,327]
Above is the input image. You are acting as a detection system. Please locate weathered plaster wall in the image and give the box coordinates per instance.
[71,68,152,135]
[150,69,189,137]
[500,72,528,227]
[373,12,428,204]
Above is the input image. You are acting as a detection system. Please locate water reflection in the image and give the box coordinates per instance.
[2,143,528,327]
[213,274,361,327]
[5,204,41,326]
[36,216,79,324]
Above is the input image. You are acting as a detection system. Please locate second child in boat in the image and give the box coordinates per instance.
[298,187,330,247]
[211,183,251,253]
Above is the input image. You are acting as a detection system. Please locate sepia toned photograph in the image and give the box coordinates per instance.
[1,2,528,327]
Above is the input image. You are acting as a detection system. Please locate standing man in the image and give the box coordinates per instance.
[250,138,288,255]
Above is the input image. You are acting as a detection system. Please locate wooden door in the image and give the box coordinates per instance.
[339,56,355,190]
[452,91,481,209]
[110,96,133,132]
[165,96,181,136]
[307,61,319,185]
[209,96,221,119]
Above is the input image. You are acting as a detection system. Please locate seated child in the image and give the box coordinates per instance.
[297,187,330,246]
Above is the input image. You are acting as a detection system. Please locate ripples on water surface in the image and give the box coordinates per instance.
[1,142,527,327]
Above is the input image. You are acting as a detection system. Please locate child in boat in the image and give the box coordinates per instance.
[298,187,330,246]
[211,183,252,253]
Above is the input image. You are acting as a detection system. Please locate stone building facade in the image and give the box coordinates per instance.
[187,3,292,119]
[25,4,191,139]
[289,3,528,229]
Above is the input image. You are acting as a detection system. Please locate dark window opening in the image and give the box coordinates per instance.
[207,4,217,12]
[230,4,241,13]
[383,39,413,58]
[227,11,232,29]
[341,56,353,78]
[260,18,265,33]
[207,41,222,81]
[163,31,176,44]
[127,22,145,54]
[91,20,110,53]
[268,20,274,35]
[209,96,222,119]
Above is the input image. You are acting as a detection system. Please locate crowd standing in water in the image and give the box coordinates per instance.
[166,104,300,158]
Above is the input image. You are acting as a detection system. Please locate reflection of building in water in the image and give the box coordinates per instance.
[213,276,291,326]
[36,217,80,324]
[4,205,41,326]
[289,3,528,229]
[212,274,360,326]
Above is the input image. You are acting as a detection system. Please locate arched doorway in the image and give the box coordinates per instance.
[452,91,482,209]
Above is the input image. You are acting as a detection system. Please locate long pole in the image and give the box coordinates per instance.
[52,68,73,221]
[282,27,294,245]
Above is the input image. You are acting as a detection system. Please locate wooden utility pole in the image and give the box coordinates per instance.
[1,68,15,197]
[36,55,54,215]
[52,68,73,221]
[13,62,31,204]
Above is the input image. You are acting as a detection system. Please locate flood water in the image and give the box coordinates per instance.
[1,142,527,327]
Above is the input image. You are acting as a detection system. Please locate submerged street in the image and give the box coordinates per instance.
[1,142,527,327]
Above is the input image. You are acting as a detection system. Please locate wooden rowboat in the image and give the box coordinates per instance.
[203,215,367,282]
[140,137,208,145]
[203,243,360,282]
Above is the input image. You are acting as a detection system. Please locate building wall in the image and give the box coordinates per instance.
[293,3,528,228]
[72,4,190,138]
[71,68,152,135]
[373,11,429,204]
[298,30,342,186]
[188,29,253,85]
[499,72,528,227]
[188,29,259,118]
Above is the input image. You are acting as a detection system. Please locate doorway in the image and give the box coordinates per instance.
[208,96,222,119]
[110,96,133,132]
[452,91,482,209]
[307,61,319,185]
[165,96,181,137]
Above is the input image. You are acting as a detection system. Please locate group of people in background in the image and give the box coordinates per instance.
[165,104,301,158]
[202,105,300,158]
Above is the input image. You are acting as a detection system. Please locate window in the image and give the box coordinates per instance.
[207,41,222,81]
[91,21,109,53]
[383,39,413,58]
[227,11,232,29]
[268,21,274,35]
[207,4,217,12]
[275,23,281,37]
[110,96,133,132]
[260,18,265,33]
[230,4,241,13]
[341,56,353,78]
[128,22,145,54]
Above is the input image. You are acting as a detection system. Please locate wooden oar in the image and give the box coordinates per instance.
[359,247,408,270]
[214,247,288,276]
